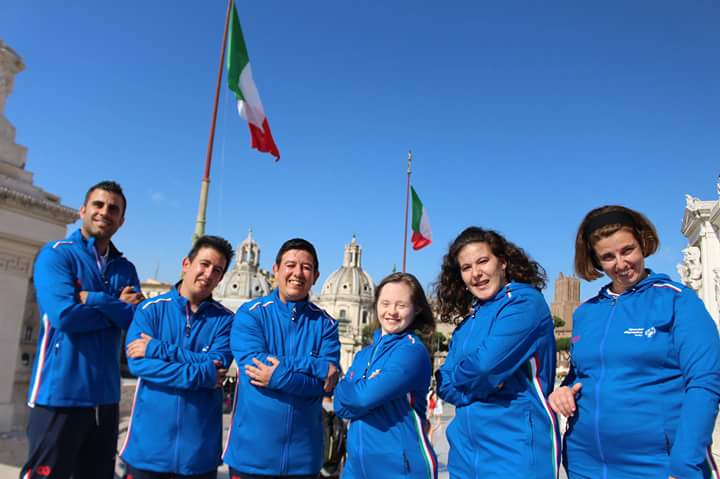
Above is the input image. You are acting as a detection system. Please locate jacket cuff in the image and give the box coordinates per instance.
[145,339,161,359]
[84,291,108,306]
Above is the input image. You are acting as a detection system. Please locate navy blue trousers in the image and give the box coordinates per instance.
[20,404,119,479]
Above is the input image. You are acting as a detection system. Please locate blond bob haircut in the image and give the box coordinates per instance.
[574,205,660,281]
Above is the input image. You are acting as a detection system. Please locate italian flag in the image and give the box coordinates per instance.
[226,4,280,160]
[411,186,432,250]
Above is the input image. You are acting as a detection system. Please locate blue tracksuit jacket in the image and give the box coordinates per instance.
[436,282,559,479]
[563,271,720,479]
[28,228,140,407]
[120,287,234,475]
[223,289,340,475]
[334,329,438,479]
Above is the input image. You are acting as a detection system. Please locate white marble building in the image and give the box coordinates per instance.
[0,40,77,430]
[678,178,720,458]
[679,184,720,326]
[213,229,272,312]
[316,236,375,371]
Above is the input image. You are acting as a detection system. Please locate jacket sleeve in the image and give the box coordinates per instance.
[231,308,327,397]
[269,315,340,396]
[84,262,141,330]
[127,307,218,390]
[668,290,720,478]
[144,314,233,367]
[33,246,113,333]
[451,293,548,399]
[334,355,366,419]
[333,342,430,417]
[436,342,474,406]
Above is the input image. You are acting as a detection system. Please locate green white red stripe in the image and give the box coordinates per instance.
[407,392,438,479]
[527,354,560,478]
[411,186,432,250]
[226,3,280,160]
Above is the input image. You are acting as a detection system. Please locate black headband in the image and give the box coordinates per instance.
[583,211,636,239]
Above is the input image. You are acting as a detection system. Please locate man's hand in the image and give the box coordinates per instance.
[245,357,279,388]
[126,333,152,359]
[214,360,228,388]
[78,291,89,304]
[119,286,145,305]
[324,363,340,392]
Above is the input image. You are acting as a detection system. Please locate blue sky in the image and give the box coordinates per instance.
[3,1,719,302]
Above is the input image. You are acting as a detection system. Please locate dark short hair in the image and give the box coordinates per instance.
[574,205,659,281]
[275,238,319,271]
[434,226,547,323]
[374,272,436,341]
[187,235,234,274]
[84,181,127,217]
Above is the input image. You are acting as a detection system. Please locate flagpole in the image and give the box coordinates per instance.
[402,150,412,273]
[193,0,234,244]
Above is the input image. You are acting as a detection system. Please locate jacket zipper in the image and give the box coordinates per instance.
[594,297,617,479]
[281,304,299,474]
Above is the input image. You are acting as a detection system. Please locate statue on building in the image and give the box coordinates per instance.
[678,246,702,292]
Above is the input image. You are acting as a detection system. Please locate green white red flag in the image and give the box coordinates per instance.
[411,186,432,250]
[226,4,280,160]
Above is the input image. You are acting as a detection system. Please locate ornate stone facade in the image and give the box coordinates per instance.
[550,272,580,337]
[317,236,375,371]
[679,178,720,457]
[679,182,720,325]
[0,40,77,431]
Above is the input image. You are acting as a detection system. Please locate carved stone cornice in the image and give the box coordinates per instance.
[681,197,716,240]
[0,250,32,277]
[0,185,77,226]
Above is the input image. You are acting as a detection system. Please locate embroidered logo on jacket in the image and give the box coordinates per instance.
[623,327,656,338]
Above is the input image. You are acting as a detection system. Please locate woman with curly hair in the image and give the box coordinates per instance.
[334,272,438,478]
[549,205,720,479]
[435,227,559,478]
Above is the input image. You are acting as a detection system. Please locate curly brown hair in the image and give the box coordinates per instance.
[434,227,547,324]
[374,272,436,342]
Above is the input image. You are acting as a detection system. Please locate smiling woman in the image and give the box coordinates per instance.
[551,205,720,479]
[334,272,438,479]
[434,226,559,479]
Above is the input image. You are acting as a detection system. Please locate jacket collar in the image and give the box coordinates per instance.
[597,269,670,299]
[371,327,417,346]
[270,288,310,316]
[472,281,533,312]
[70,228,123,259]
[171,282,216,314]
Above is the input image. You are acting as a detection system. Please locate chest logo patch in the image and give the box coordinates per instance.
[623,327,656,338]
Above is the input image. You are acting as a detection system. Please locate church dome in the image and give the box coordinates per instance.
[320,236,374,301]
[214,228,272,311]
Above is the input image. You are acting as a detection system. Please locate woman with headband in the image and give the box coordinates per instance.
[549,205,720,479]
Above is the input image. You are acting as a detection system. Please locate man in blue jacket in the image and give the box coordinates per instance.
[223,238,341,479]
[120,235,235,479]
[21,180,145,479]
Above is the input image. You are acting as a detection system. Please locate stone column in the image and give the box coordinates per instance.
[0,40,77,431]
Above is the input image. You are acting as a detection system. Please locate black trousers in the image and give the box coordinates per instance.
[125,463,217,479]
[228,469,316,479]
[20,404,119,479]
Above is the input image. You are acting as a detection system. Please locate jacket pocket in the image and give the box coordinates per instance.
[526,409,536,469]
[403,451,411,474]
